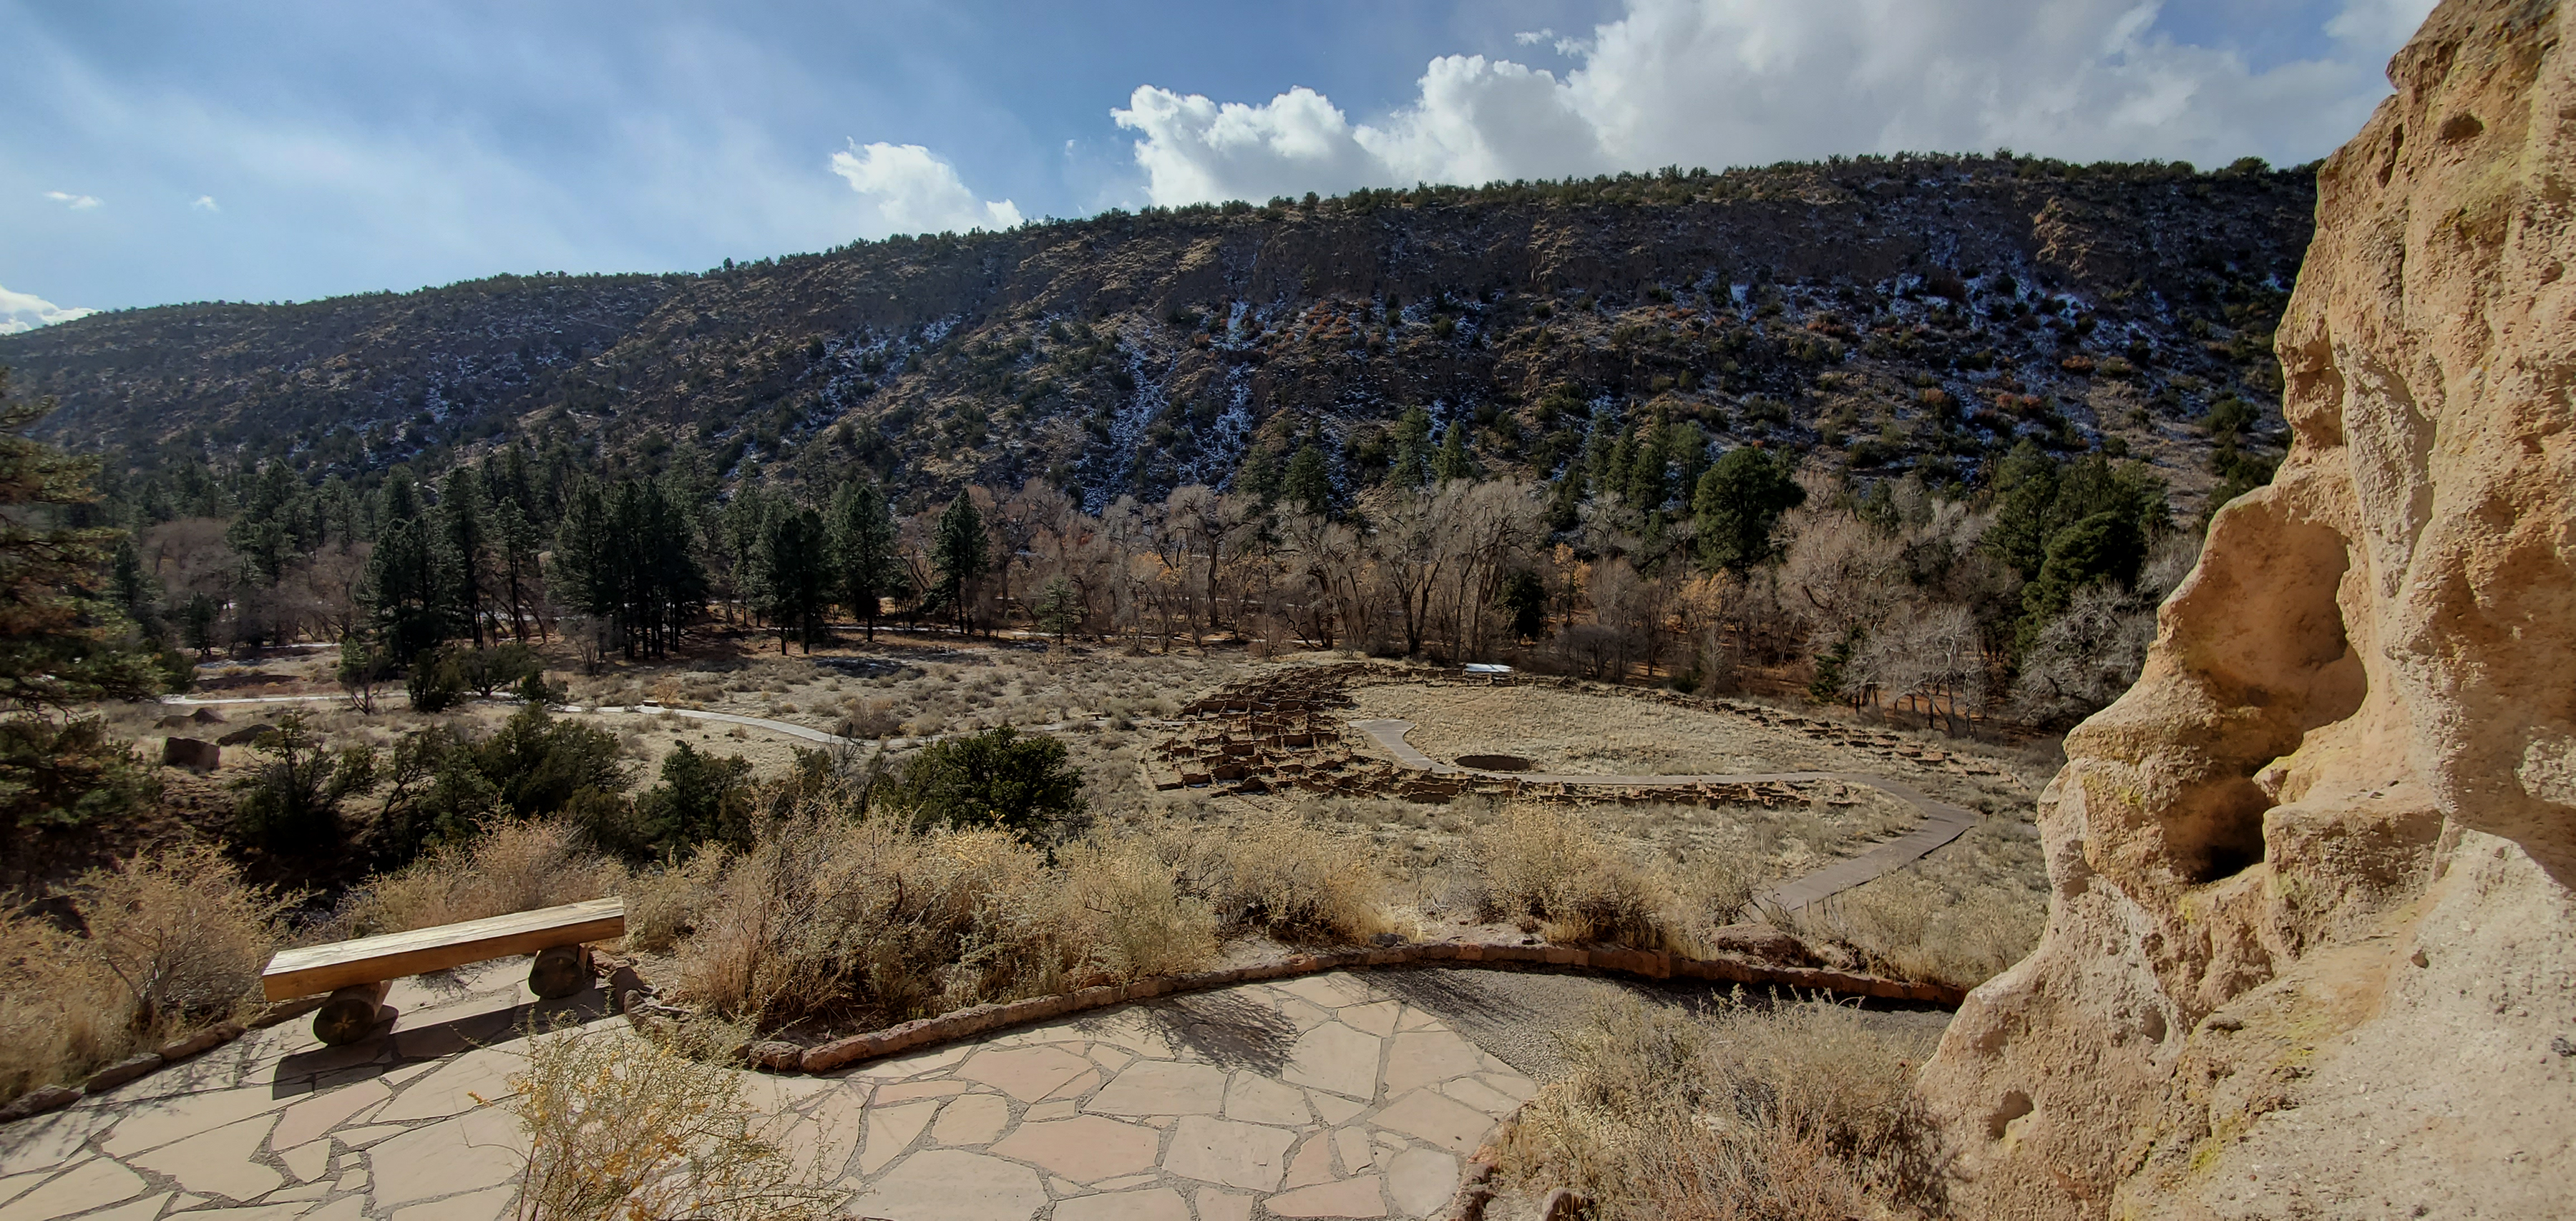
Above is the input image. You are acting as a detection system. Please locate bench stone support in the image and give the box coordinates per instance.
[529,944,594,999]
[313,980,391,1046]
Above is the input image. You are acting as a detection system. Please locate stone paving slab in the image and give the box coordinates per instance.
[0,964,1531,1221]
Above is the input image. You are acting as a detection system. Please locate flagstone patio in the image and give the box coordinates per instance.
[0,958,1536,1221]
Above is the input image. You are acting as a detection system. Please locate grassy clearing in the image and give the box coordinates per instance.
[1497,996,1943,1221]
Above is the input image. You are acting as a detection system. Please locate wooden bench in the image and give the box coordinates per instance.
[261,897,625,1044]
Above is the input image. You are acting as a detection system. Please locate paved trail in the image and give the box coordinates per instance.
[0,963,1535,1221]
[1347,718,1979,913]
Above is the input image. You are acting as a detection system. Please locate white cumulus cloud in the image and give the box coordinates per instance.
[1116,0,2439,207]
[827,141,1023,237]
[192,195,220,211]
[44,190,102,210]
[0,284,97,335]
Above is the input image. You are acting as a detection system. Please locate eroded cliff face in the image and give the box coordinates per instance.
[1916,1,2576,1215]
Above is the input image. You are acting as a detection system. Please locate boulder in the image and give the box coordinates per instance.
[162,737,220,772]
[1916,4,2576,1215]
[188,706,225,724]
[216,724,278,747]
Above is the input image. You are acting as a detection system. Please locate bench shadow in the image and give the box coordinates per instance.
[263,986,615,1097]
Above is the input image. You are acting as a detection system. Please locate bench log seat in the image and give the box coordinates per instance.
[261,897,625,1044]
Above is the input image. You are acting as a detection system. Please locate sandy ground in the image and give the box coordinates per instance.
[1348,684,1966,777]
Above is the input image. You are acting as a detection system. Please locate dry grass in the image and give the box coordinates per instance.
[333,819,628,938]
[667,814,1074,1032]
[1055,833,1221,981]
[1497,996,1943,1221]
[1782,818,2046,991]
[0,844,290,1105]
[505,1023,841,1221]
[1785,872,2042,991]
[1158,809,1392,944]
[1473,804,1678,947]
[1458,804,1757,953]
[635,773,1391,1038]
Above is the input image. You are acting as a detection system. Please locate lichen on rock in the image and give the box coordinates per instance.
[1916,1,2576,1215]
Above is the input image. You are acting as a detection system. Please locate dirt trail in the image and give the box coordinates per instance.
[1349,718,1978,913]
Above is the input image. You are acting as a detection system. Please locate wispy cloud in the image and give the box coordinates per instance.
[44,190,102,210]
[0,283,97,334]
[192,195,220,211]
[827,141,1023,237]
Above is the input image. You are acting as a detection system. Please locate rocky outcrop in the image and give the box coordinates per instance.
[1916,1,2576,1215]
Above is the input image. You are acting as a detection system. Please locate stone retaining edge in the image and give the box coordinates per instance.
[789,940,1966,1074]
[0,995,318,1126]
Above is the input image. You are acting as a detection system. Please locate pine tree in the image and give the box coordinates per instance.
[550,477,612,629]
[361,470,461,663]
[1692,446,1807,574]
[492,497,544,642]
[108,536,160,640]
[1283,443,1332,517]
[439,468,489,646]
[754,506,827,653]
[1034,575,1080,646]
[1433,423,1473,483]
[0,369,177,709]
[828,477,899,641]
[931,491,989,635]
[226,462,303,587]
[1390,406,1434,489]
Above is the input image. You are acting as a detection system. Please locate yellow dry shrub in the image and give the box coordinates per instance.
[1475,805,1678,948]
[1,844,288,1106]
[1497,996,1941,1221]
[670,815,1078,1031]
[619,847,731,955]
[0,905,122,1104]
[1160,811,1390,943]
[1668,852,1760,943]
[506,1023,840,1221]
[1055,833,1220,982]
[657,802,1395,1037]
[338,819,625,937]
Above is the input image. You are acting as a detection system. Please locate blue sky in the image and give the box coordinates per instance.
[2,0,2435,329]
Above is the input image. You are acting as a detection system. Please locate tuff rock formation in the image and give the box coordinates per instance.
[1918,1,2575,1215]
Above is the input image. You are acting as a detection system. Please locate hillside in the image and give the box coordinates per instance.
[1,154,2312,514]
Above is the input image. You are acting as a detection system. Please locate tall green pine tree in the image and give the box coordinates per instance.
[828,477,899,641]
[931,492,989,636]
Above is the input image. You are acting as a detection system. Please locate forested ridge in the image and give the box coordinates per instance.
[5,152,2306,517]
[1,150,2313,737]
